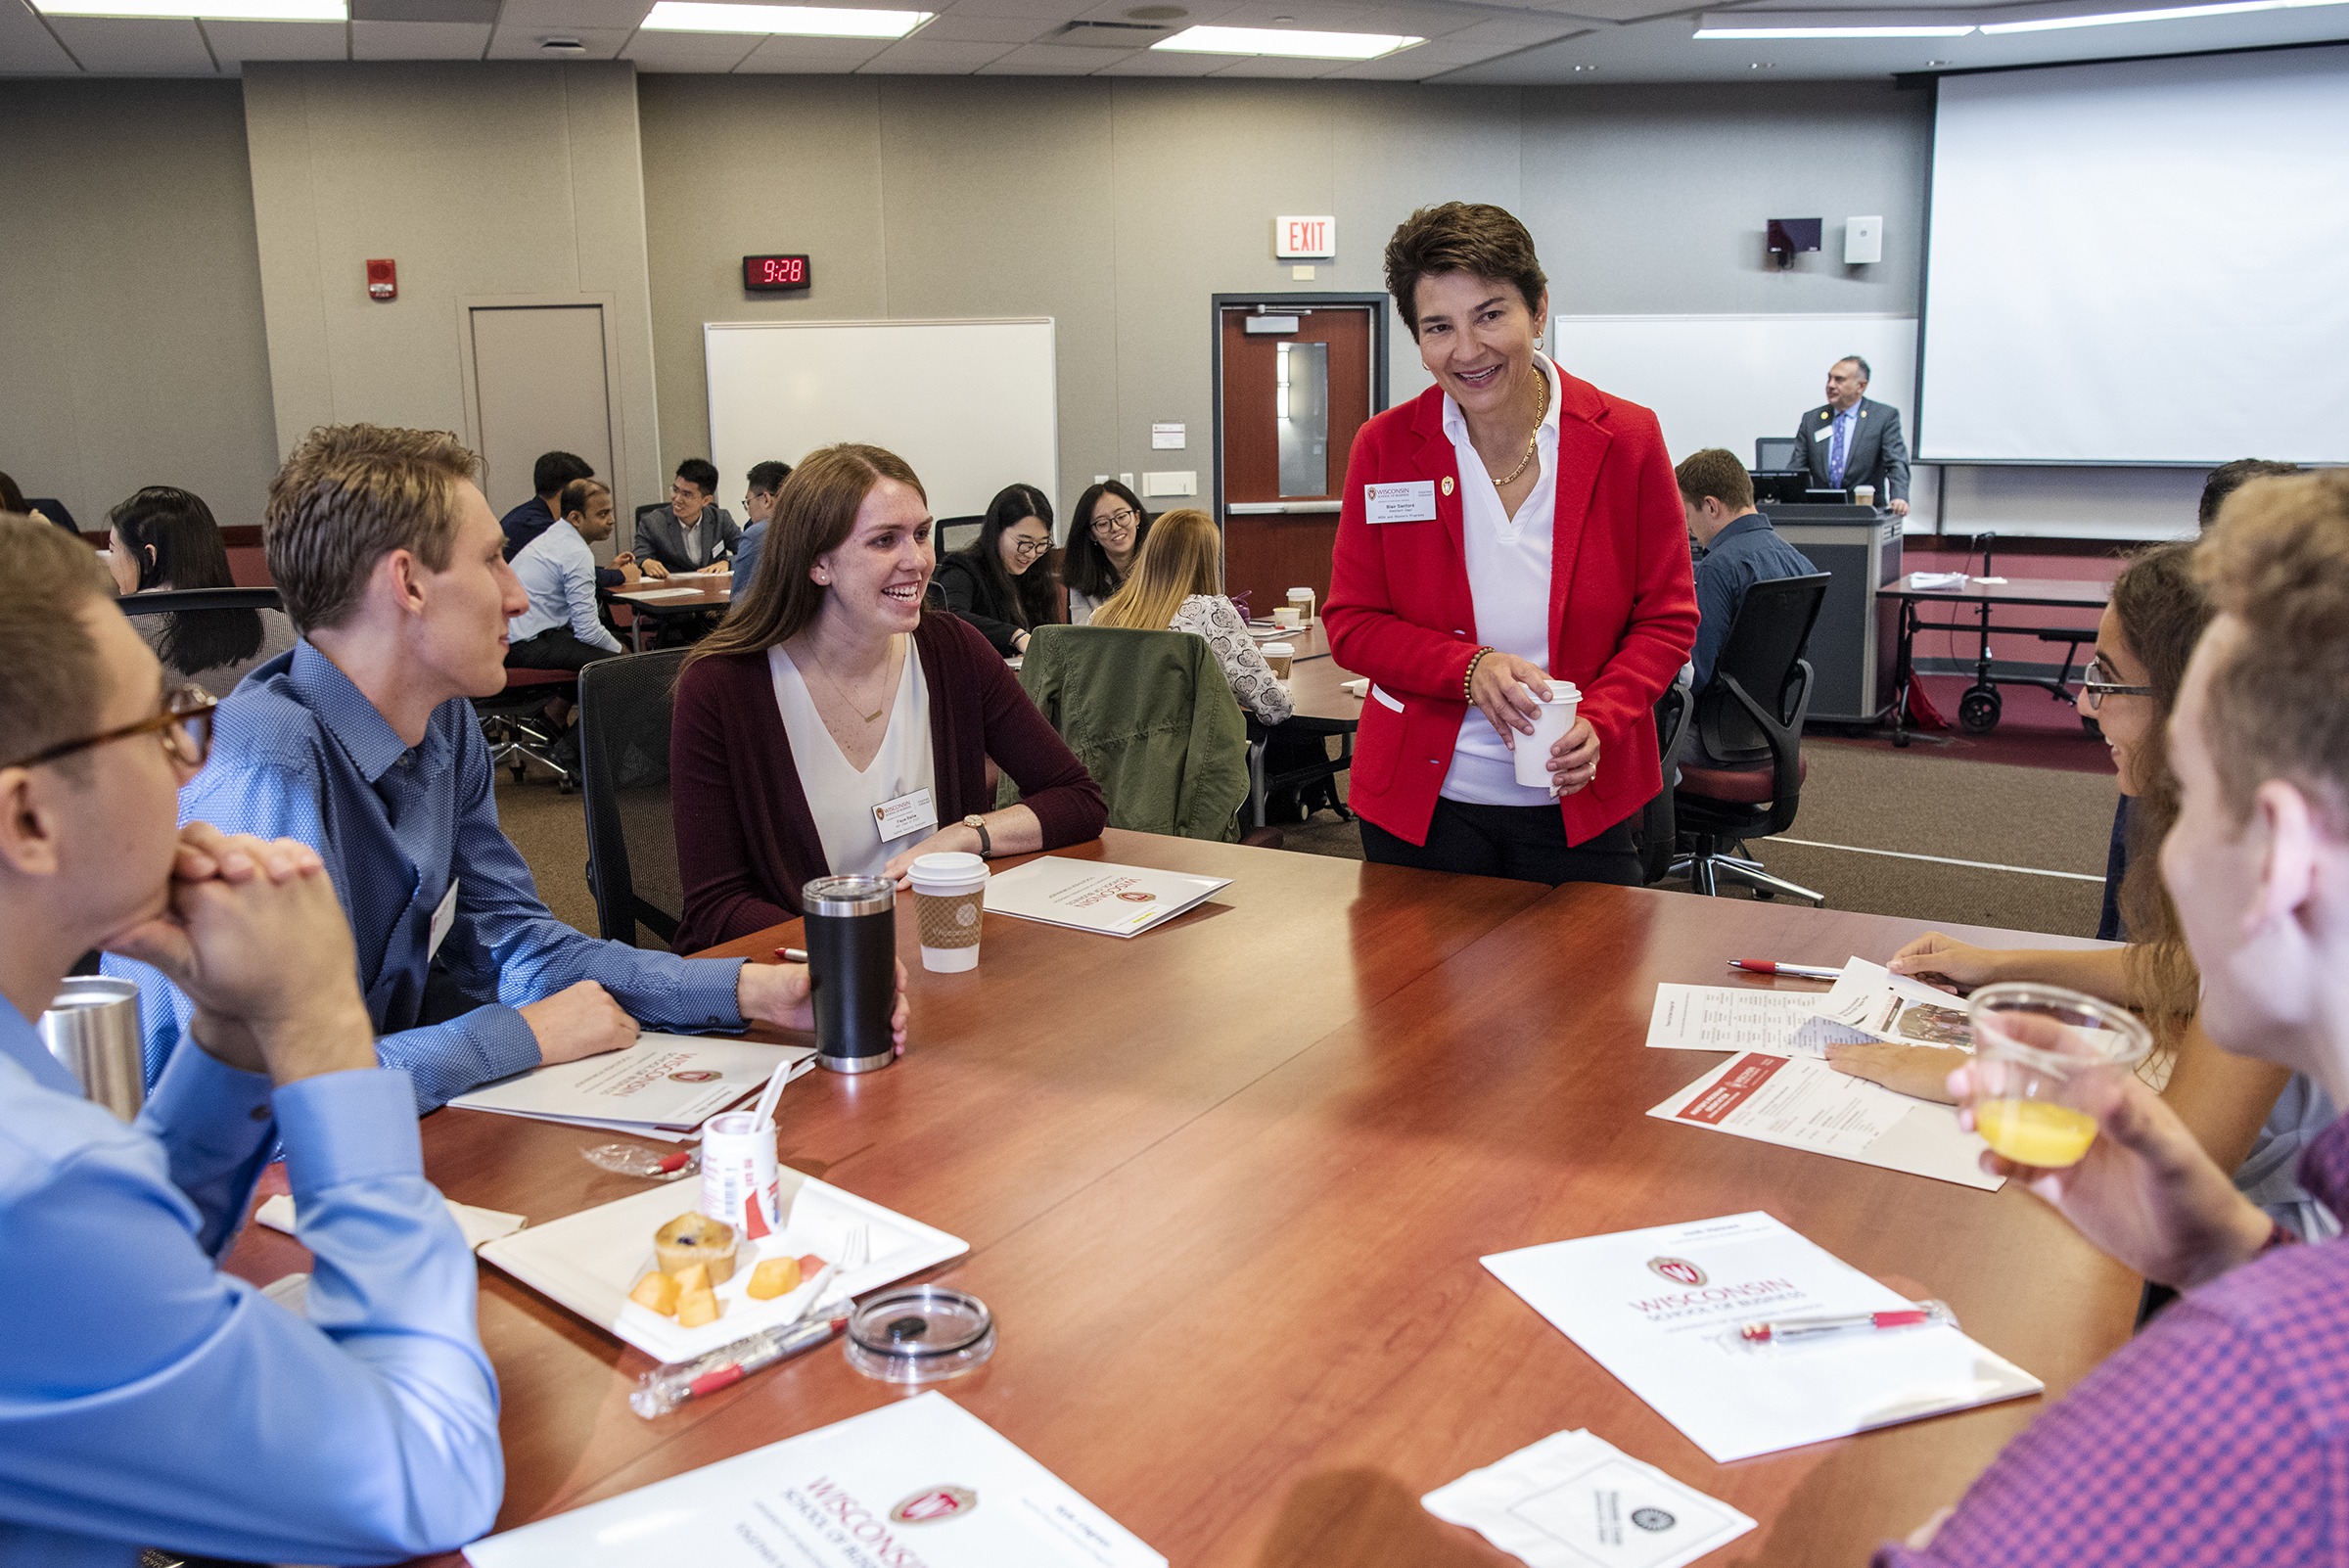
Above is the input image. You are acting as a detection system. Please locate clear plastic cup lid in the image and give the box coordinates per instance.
[847,1286,995,1383]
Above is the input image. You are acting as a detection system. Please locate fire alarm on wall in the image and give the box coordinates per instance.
[366,259,396,301]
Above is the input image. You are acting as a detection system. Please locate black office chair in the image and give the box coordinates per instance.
[111,586,282,617]
[1637,683,1691,887]
[1671,573,1829,904]
[1752,438,1798,472]
[577,649,688,947]
[936,516,985,555]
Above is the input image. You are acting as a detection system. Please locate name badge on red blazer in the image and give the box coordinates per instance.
[1363,481,1438,524]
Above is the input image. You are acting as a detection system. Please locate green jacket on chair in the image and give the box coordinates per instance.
[1006,624,1251,842]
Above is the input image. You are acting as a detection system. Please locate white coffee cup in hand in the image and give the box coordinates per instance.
[1513,679,1582,789]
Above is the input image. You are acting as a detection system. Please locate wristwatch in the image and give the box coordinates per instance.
[963,814,992,856]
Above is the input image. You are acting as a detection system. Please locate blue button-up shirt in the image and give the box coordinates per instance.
[0,1001,500,1565]
[106,641,747,1112]
[1691,512,1819,693]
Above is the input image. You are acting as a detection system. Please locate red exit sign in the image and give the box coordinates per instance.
[1274,215,1337,259]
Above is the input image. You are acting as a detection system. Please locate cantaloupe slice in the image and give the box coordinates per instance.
[746,1257,802,1300]
[628,1271,681,1316]
[676,1288,722,1328]
[670,1262,710,1295]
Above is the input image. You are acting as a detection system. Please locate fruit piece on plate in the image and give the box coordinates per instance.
[798,1253,826,1275]
[628,1271,681,1316]
[746,1257,802,1300]
[670,1262,710,1295]
[676,1289,722,1328]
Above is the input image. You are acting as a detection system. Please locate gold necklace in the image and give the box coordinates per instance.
[803,641,896,725]
[1486,370,1550,489]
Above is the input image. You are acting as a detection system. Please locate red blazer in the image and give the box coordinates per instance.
[1324,368,1699,848]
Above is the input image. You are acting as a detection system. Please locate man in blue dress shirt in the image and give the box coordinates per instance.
[1677,448,1819,697]
[107,424,898,1112]
[0,515,501,1564]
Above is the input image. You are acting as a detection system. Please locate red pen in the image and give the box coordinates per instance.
[1727,959,1843,981]
[1739,1300,1954,1344]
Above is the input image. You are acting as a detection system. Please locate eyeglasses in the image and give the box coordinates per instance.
[1009,536,1052,560]
[2079,656,2152,713]
[4,683,216,772]
[1089,508,1141,535]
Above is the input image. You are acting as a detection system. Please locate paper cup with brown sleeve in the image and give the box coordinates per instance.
[909,851,990,972]
[1263,641,1295,681]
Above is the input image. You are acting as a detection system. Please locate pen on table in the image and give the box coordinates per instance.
[1739,1300,1953,1344]
[630,1309,853,1418]
[1727,959,1843,981]
[783,947,807,963]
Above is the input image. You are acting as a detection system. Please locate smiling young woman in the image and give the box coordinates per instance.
[669,445,1104,945]
[1323,203,1698,887]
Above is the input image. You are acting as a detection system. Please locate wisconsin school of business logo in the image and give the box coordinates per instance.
[1645,1257,1706,1287]
[891,1486,979,1524]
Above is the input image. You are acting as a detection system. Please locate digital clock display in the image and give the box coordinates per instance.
[743,254,812,293]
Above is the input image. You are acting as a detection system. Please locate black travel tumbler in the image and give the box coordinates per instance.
[802,875,898,1073]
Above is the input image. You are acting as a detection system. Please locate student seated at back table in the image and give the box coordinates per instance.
[1062,480,1150,625]
[934,483,1063,656]
[499,448,590,562]
[1089,507,1293,726]
[102,424,890,1113]
[1675,448,1817,760]
[1878,472,2349,1565]
[1829,540,2330,1241]
[507,477,627,672]
[635,457,739,578]
[669,444,1105,948]
[106,484,297,698]
[0,515,500,1565]
[730,458,792,604]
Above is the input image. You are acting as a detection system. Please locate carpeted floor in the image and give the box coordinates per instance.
[496,723,2123,948]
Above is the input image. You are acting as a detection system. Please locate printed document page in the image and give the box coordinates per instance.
[465,1392,1164,1568]
[983,857,1231,937]
[1645,986,1824,1056]
[1649,1052,2002,1190]
[1482,1213,2041,1463]
[448,1035,813,1130]
[1788,958,1976,1054]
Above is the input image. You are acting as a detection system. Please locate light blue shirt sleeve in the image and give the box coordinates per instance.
[559,541,623,652]
[0,1062,500,1565]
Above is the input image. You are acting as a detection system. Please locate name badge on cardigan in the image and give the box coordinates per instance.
[874,788,938,844]
[1364,481,1438,524]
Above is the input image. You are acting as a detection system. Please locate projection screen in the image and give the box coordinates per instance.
[1919,45,2349,465]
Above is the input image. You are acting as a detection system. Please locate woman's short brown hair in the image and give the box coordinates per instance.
[1383,203,1549,338]
[265,424,479,634]
[686,443,928,667]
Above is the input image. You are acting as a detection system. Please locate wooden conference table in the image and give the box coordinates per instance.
[224,831,2138,1566]
[606,570,733,650]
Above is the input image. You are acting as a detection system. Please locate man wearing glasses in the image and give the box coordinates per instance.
[0,516,501,1563]
[106,424,874,1113]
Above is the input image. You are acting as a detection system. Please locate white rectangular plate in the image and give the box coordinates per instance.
[478,1169,967,1362]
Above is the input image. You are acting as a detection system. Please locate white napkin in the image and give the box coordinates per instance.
[1423,1429,1756,1568]
[256,1193,526,1251]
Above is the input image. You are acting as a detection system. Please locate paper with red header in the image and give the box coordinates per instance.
[463,1391,1164,1568]
[1481,1212,2041,1463]
[982,856,1230,937]
[1649,1050,2002,1190]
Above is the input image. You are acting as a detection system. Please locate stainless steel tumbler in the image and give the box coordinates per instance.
[39,977,146,1121]
[802,875,898,1074]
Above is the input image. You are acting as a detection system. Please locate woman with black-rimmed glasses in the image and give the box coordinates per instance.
[1062,481,1151,625]
[935,483,1063,656]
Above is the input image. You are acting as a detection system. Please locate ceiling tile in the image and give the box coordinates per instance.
[1091,43,1221,69]
[731,30,889,68]
[0,2,83,70]
[352,18,489,53]
[1436,13,1588,44]
[856,32,1014,66]
[622,25,762,64]
[44,16,215,71]
[484,22,632,54]
[1206,50,1348,73]
[937,0,1097,18]
[914,11,1055,40]
[973,38,1113,67]
[494,0,652,28]
[204,18,347,62]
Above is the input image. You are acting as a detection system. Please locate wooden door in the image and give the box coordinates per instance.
[468,304,618,520]
[1219,303,1373,617]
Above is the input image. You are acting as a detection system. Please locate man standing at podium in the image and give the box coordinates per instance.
[1791,355,1910,516]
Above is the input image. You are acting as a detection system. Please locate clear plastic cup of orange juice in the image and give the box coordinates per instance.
[1964,983,2153,1168]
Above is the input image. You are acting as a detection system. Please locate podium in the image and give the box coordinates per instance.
[1760,503,1902,722]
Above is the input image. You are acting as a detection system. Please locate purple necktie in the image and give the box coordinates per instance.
[1828,411,1852,488]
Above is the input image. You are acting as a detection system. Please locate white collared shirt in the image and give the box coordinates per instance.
[1441,350,1564,807]
[680,513,706,566]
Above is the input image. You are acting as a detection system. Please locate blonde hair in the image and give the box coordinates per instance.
[1089,508,1221,632]
[265,424,478,633]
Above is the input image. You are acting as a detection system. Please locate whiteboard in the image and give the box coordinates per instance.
[703,318,1059,525]
[1550,314,1917,467]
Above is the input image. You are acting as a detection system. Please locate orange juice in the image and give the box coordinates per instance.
[1977,1099,2099,1167]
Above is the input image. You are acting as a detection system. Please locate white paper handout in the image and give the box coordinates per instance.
[464,1391,1165,1568]
[983,856,1231,938]
[1649,1051,2001,1190]
[1424,1428,1756,1568]
[256,1192,525,1251]
[1482,1212,2041,1463]
[1644,986,1823,1056]
[1787,958,1976,1055]
[447,1035,814,1130]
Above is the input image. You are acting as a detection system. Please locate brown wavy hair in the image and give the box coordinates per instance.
[2108,540,2215,1059]
[685,443,927,667]
[1383,203,1548,338]
[265,424,475,634]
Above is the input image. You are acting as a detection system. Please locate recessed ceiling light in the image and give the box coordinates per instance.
[1571,62,1596,69]
[1151,23,1423,58]
[640,1,931,36]
[1697,13,1976,35]
[33,0,342,17]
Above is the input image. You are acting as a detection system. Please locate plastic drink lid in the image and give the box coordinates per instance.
[910,852,986,879]
[1544,680,1581,703]
[1264,642,1295,656]
[846,1286,996,1385]
[1288,587,1313,599]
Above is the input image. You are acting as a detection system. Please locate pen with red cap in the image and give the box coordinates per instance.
[1737,1299,1954,1345]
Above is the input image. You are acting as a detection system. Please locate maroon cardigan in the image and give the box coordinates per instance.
[670,609,1107,949]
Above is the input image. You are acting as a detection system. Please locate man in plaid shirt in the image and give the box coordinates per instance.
[1881,472,2349,1564]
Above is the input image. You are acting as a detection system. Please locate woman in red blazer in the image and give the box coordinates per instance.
[1326,203,1698,885]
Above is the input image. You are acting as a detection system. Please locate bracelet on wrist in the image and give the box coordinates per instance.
[1463,646,1496,702]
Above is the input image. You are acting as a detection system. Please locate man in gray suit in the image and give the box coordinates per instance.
[632,457,740,576]
[1790,356,1910,516]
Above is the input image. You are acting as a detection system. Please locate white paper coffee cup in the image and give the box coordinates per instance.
[1287,586,1315,622]
[1264,641,1295,680]
[909,851,989,972]
[1854,484,1876,507]
[1514,679,1584,790]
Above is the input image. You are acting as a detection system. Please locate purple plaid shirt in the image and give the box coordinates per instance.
[1877,1110,2349,1566]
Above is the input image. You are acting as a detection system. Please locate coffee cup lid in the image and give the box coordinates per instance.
[1264,641,1295,656]
[1288,587,1313,598]
[910,851,989,886]
[1543,680,1581,703]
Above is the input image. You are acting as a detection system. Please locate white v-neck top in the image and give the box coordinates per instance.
[1442,350,1564,807]
[767,640,936,878]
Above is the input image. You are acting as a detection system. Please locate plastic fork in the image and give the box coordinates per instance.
[791,1223,869,1325]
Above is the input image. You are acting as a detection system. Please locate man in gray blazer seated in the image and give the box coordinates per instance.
[1790,355,1910,516]
[632,457,741,576]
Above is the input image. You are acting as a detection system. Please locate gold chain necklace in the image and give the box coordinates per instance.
[803,641,896,725]
[1486,370,1551,489]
